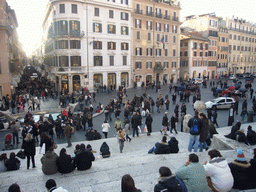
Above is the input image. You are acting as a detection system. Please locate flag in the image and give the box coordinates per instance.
[161,35,165,49]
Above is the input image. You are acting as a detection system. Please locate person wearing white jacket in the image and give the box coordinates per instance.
[102,120,110,138]
[203,149,234,192]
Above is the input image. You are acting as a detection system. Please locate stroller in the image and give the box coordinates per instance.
[4,133,14,150]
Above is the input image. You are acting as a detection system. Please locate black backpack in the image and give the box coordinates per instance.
[160,176,182,192]
[190,118,199,135]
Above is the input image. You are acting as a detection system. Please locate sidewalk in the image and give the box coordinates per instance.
[0,123,255,192]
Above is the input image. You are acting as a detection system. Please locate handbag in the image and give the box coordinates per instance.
[144,125,148,133]
[16,150,25,159]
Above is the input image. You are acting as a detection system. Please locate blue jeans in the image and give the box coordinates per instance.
[157,106,160,113]
[133,127,139,137]
[199,141,208,152]
[188,135,199,152]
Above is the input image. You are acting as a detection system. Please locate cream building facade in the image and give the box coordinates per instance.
[131,0,181,86]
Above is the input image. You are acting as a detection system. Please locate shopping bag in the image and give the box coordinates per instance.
[16,150,25,159]
[39,143,46,155]
[138,126,142,133]
[144,125,148,133]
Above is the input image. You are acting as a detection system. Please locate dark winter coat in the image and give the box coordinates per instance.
[40,151,58,175]
[199,118,209,142]
[100,142,110,158]
[154,141,171,154]
[235,131,249,145]
[154,175,183,192]
[131,115,140,128]
[162,115,168,127]
[40,137,53,152]
[247,129,256,145]
[56,154,74,174]
[187,116,201,135]
[229,160,253,190]
[74,150,95,171]
[5,158,20,171]
[145,115,153,132]
[168,137,179,153]
[170,116,178,128]
[22,139,36,156]
[224,123,241,140]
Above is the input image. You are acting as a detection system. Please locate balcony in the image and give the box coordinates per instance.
[134,9,143,14]
[155,13,162,18]
[164,15,170,20]
[52,31,84,38]
[172,16,179,21]
[146,11,154,17]
[52,66,86,73]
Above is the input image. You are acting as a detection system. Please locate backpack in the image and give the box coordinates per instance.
[190,118,199,135]
[160,176,182,192]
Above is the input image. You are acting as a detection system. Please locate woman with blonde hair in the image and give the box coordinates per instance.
[116,128,126,153]
[22,133,36,169]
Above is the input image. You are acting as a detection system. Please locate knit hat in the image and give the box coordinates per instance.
[237,149,246,161]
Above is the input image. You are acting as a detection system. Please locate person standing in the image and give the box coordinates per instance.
[234,100,239,115]
[156,98,160,113]
[101,120,110,138]
[63,123,72,148]
[212,110,219,127]
[131,112,140,137]
[150,98,155,113]
[170,114,178,134]
[250,88,254,99]
[207,109,213,122]
[114,118,122,131]
[181,103,187,115]
[145,113,153,136]
[124,119,131,141]
[22,133,36,169]
[172,92,176,104]
[116,128,126,153]
[174,104,179,122]
[187,111,201,152]
[199,113,209,152]
[10,120,20,145]
[165,98,170,111]
[161,112,169,135]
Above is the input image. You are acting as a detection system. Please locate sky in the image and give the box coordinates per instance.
[6,0,256,57]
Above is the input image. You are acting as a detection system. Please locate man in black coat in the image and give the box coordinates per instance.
[161,112,169,134]
[74,144,95,171]
[131,112,140,137]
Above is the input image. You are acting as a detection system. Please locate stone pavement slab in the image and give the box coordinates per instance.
[1,123,256,192]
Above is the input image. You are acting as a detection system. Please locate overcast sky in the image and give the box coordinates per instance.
[6,0,256,56]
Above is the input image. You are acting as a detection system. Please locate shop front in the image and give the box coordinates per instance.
[121,72,129,87]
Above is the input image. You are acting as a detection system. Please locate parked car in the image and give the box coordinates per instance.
[205,97,235,110]
[229,75,237,80]
[192,78,203,84]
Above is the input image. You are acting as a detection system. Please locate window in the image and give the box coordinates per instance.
[123,56,127,65]
[121,43,129,50]
[57,21,68,35]
[59,56,69,67]
[109,56,114,66]
[165,49,168,56]
[121,0,128,5]
[200,43,203,49]
[200,52,203,57]
[147,21,153,30]
[135,62,142,69]
[198,60,202,66]
[94,56,103,66]
[237,46,240,51]
[71,4,77,14]
[156,23,161,31]
[93,41,102,49]
[135,19,141,28]
[109,10,114,18]
[194,51,197,56]
[184,51,187,56]
[238,36,240,40]
[71,56,81,66]
[155,8,161,17]
[93,23,102,33]
[165,35,168,43]
[229,34,232,39]
[180,52,182,56]
[121,12,129,20]
[136,31,140,40]
[173,49,176,56]
[172,25,177,33]
[157,34,160,42]
[164,62,169,68]
[148,33,151,41]
[121,26,129,35]
[60,4,65,13]
[135,48,142,56]
[94,8,99,16]
[55,40,68,49]
[173,35,176,43]
[205,52,208,57]
[180,43,183,47]
[184,42,188,47]
[193,60,197,67]
[164,24,169,32]
[146,61,152,69]
[156,48,161,56]
[203,61,207,66]
[108,42,116,50]
[242,36,244,41]
[70,21,80,34]
[147,48,153,56]
[70,40,81,49]
[146,6,153,15]
[205,44,208,50]
[172,62,176,68]
[246,37,248,42]
[194,42,197,49]
[233,45,236,51]
[108,24,116,34]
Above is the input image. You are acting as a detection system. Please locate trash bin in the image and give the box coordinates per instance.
[248,111,254,122]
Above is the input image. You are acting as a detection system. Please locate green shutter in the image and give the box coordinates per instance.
[99,23,102,33]
[108,25,109,33]
[77,21,80,32]
[126,27,129,35]
[113,25,116,34]
[93,23,95,32]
